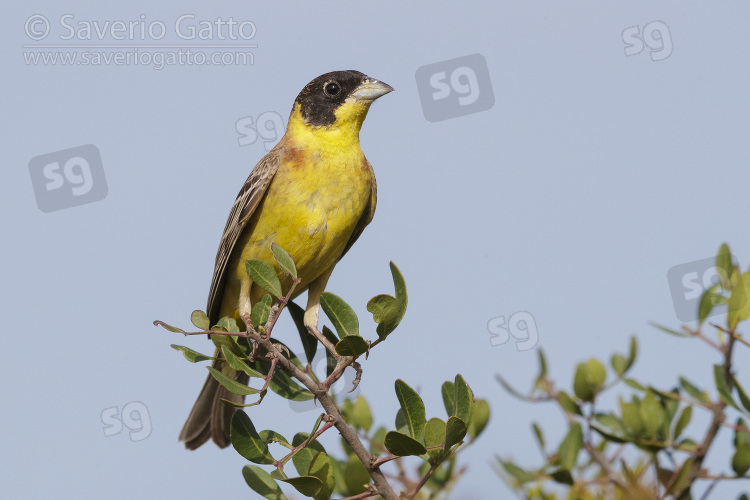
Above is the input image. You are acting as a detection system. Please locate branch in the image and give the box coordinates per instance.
[686,326,737,488]
[245,331,398,499]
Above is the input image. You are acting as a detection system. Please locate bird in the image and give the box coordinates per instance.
[179,70,393,450]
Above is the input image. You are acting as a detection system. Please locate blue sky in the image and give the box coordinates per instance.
[3,2,750,499]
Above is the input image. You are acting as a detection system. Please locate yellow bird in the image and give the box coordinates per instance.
[179,70,393,449]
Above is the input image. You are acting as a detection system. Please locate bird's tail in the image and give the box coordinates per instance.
[178,349,249,449]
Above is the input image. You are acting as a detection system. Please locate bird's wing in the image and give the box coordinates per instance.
[206,151,281,323]
[339,159,377,262]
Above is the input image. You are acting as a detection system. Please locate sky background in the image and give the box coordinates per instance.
[3,2,750,499]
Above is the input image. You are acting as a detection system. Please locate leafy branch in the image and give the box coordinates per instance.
[496,243,750,500]
[156,246,489,499]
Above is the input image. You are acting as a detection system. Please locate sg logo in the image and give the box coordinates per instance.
[236,111,286,151]
[667,255,744,322]
[28,144,108,213]
[622,21,673,62]
[415,53,495,122]
[487,311,539,352]
[101,401,152,442]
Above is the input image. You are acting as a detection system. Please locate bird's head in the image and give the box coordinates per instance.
[286,70,393,144]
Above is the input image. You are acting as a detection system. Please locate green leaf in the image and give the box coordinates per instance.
[216,316,242,333]
[367,294,400,338]
[673,406,692,441]
[170,344,212,363]
[445,416,468,451]
[424,418,447,461]
[626,336,638,371]
[369,427,387,455]
[531,422,545,451]
[259,429,289,447]
[733,419,750,475]
[596,412,624,431]
[454,374,473,425]
[320,292,359,339]
[211,334,246,363]
[666,457,694,495]
[394,379,426,440]
[586,358,606,387]
[242,465,287,500]
[611,354,627,377]
[250,294,273,329]
[365,263,407,340]
[278,476,321,497]
[246,258,283,299]
[153,320,186,334]
[497,458,536,485]
[574,359,606,402]
[557,391,582,416]
[390,262,408,320]
[231,411,274,464]
[640,391,665,438]
[221,346,262,378]
[384,431,427,456]
[676,438,697,452]
[620,400,643,436]
[716,243,734,284]
[537,349,548,379]
[496,374,531,401]
[549,468,574,485]
[286,301,317,365]
[590,423,628,444]
[441,381,455,416]
[352,396,373,432]
[291,445,326,480]
[308,452,335,500]
[558,422,583,471]
[468,399,490,439]
[714,364,741,411]
[650,322,690,338]
[573,363,593,402]
[679,377,710,405]
[190,310,210,330]
[322,326,338,377]
[394,409,408,435]
[624,378,647,391]
[733,375,750,414]
[207,366,260,396]
[698,285,720,325]
[342,454,370,496]
[271,243,297,279]
[335,335,369,357]
[728,272,750,330]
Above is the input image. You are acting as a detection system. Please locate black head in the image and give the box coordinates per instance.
[293,70,393,127]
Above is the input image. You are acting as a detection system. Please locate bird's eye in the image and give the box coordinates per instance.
[324,81,341,96]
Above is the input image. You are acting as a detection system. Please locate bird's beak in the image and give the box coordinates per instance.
[351,79,394,102]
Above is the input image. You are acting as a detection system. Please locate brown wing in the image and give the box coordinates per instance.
[206,151,281,323]
[338,159,377,262]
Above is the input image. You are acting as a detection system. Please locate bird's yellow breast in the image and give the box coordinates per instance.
[219,125,373,320]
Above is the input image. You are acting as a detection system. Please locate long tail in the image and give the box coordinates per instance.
[178,349,249,449]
